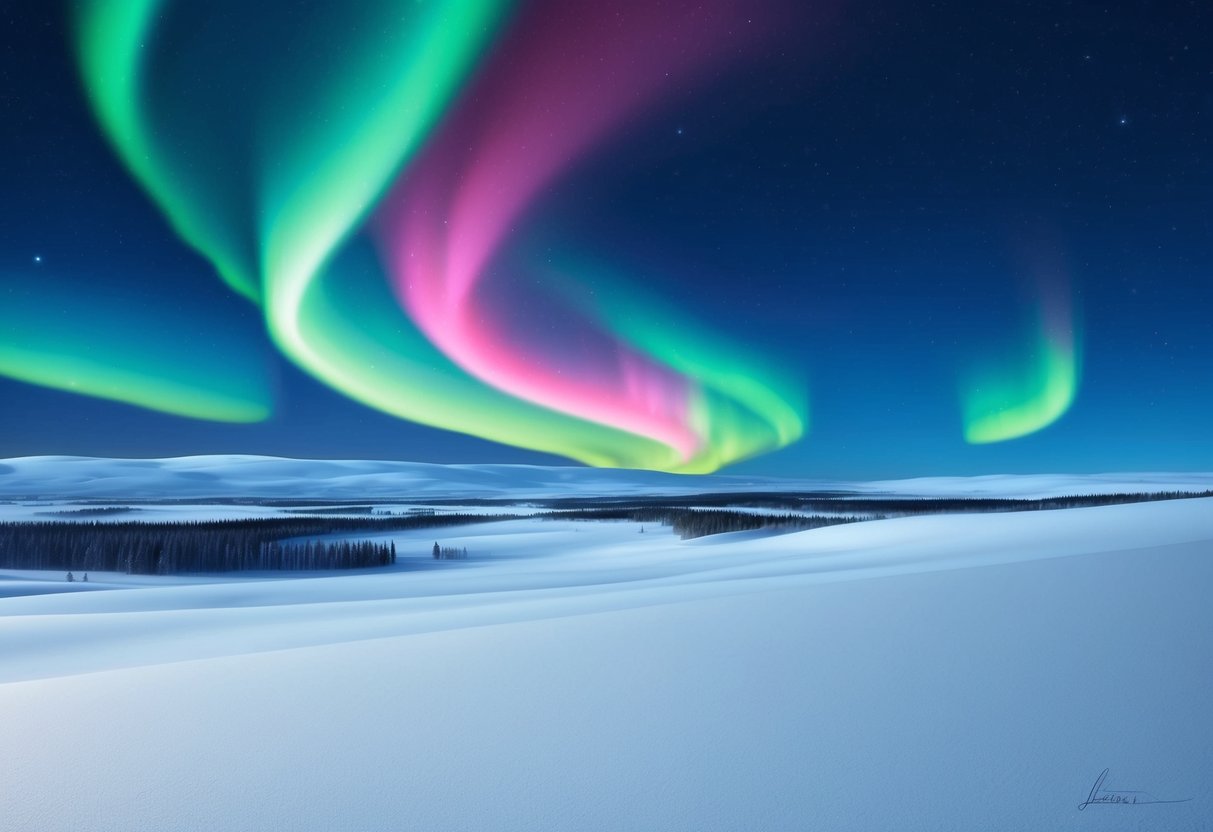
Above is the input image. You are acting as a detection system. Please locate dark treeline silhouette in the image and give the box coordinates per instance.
[444,489,1213,515]
[6,488,1209,569]
[19,489,1212,513]
[543,509,865,540]
[432,542,468,560]
[262,539,395,570]
[0,513,514,574]
[37,506,139,517]
[788,490,1213,515]
[421,493,857,508]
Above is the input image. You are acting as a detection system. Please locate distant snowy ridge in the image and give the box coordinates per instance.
[1,455,1211,499]
[0,455,783,499]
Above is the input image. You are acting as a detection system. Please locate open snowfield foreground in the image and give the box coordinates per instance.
[2,497,1212,830]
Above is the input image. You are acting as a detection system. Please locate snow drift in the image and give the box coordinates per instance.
[1,497,1211,830]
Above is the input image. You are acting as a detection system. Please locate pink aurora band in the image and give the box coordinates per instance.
[377,0,781,464]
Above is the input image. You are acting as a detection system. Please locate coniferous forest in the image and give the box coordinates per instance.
[0,514,514,574]
[541,508,865,540]
[3,489,1208,574]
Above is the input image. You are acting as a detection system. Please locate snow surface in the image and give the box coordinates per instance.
[2,497,1211,830]
[2,454,1212,499]
[0,500,531,524]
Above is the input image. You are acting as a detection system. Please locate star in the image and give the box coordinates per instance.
[33,255,42,264]
[1118,116,1128,126]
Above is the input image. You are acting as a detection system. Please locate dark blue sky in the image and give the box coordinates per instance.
[1,1,1209,477]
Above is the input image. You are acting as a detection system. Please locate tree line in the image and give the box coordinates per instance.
[457,489,1213,514]
[432,543,468,560]
[0,513,514,574]
[543,508,865,540]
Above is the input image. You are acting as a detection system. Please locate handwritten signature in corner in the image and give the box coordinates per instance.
[1078,768,1193,811]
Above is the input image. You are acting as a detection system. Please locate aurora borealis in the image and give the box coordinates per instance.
[962,279,1080,445]
[54,0,803,472]
[377,0,804,470]
[0,269,271,422]
[2,1,1210,476]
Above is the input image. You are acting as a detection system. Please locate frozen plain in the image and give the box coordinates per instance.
[1,485,1211,830]
[3,453,1212,499]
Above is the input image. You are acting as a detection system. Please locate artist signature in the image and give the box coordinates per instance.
[1078,768,1192,810]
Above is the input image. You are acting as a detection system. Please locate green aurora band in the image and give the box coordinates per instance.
[548,264,807,472]
[961,292,1081,444]
[0,271,270,422]
[40,0,808,471]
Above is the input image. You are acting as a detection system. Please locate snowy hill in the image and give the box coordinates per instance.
[2,454,1211,499]
[1,497,1211,830]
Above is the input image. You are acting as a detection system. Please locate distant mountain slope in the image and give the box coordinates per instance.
[0,455,786,499]
[1,455,1211,500]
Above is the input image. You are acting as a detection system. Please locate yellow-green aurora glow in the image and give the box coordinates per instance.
[0,271,271,422]
[961,289,1080,444]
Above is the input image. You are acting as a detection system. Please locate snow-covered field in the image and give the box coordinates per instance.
[3,454,1212,499]
[0,500,534,524]
[2,496,1211,831]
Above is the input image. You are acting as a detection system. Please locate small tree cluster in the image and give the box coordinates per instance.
[431,542,468,560]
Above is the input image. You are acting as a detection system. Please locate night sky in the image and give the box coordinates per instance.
[1,0,1209,478]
